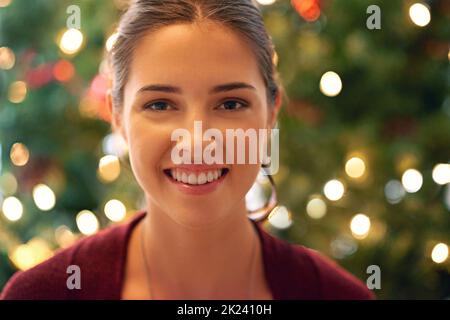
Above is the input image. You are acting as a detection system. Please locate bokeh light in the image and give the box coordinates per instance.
[401,169,423,193]
[97,155,121,183]
[268,205,293,229]
[345,157,366,179]
[76,210,99,235]
[350,214,371,239]
[323,179,345,201]
[320,71,342,97]
[32,184,56,211]
[8,81,27,104]
[409,3,431,27]
[432,163,450,185]
[59,28,84,55]
[306,197,327,219]
[0,47,15,70]
[104,199,126,222]
[2,196,23,221]
[431,243,448,264]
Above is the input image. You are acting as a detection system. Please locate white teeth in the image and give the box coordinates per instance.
[169,169,226,185]
[197,172,207,185]
[188,173,197,185]
[181,172,188,184]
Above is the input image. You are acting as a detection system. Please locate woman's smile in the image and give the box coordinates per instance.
[163,165,230,195]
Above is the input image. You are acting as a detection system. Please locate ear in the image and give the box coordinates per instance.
[268,90,282,129]
[106,89,128,144]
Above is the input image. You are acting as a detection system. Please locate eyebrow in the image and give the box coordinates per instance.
[137,82,256,95]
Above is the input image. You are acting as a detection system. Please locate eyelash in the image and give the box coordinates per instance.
[142,99,250,112]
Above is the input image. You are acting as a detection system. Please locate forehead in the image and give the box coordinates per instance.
[125,22,265,101]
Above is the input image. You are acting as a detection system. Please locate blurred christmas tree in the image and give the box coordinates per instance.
[0,0,449,299]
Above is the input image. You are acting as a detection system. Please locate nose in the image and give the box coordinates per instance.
[171,109,218,165]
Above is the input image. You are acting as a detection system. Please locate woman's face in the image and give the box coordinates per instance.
[110,22,279,227]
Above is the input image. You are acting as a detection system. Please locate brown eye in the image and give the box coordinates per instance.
[143,101,173,111]
[217,99,249,111]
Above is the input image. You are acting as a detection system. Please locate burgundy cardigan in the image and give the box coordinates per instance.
[1,211,374,300]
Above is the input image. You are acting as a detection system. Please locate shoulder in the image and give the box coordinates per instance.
[287,242,375,300]
[257,224,375,300]
[0,213,143,300]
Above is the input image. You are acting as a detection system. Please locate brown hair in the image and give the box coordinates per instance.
[109,0,286,111]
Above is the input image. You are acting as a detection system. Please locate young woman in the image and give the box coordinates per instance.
[1,0,374,300]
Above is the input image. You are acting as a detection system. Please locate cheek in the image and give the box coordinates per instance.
[126,119,170,187]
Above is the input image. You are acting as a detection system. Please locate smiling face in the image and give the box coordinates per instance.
[110,22,279,227]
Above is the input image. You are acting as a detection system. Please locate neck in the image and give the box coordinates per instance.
[140,199,260,299]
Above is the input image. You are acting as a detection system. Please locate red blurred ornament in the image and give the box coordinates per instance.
[292,0,321,22]
[53,60,75,82]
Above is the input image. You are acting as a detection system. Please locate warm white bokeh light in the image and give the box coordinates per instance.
[401,169,423,193]
[105,32,119,52]
[320,71,342,97]
[98,155,121,182]
[59,28,84,55]
[345,157,366,179]
[0,46,16,70]
[409,3,431,27]
[350,214,371,239]
[323,179,345,201]
[306,197,327,219]
[104,199,126,222]
[432,163,450,185]
[9,238,53,271]
[256,0,276,5]
[2,196,23,221]
[431,243,449,264]
[76,210,99,235]
[10,142,30,166]
[268,206,292,229]
[32,184,56,211]
[8,81,27,104]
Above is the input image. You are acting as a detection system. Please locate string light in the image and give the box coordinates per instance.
[401,169,423,193]
[59,28,84,55]
[0,47,15,70]
[104,199,126,222]
[8,81,27,104]
[345,157,366,179]
[320,71,342,97]
[32,184,56,211]
[76,210,99,235]
[9,142,30,166]
[2,196,23,221]
[409,3,431,27]
[350,214,371,239]
[431,243,448,264]
[97,155,121,183]
[306,196,327,219]
[323,179,345,201]
[432,163,450,185]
